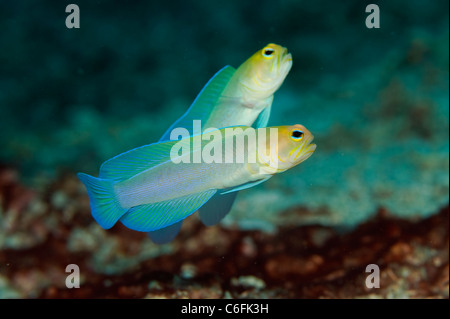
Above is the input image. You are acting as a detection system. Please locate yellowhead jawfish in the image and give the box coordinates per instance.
[159,43,293,141]
[78,124,315,243]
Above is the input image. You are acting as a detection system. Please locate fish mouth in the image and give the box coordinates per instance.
[280,49,293,74]
[307,143,316,152]
[284,52,292,62]
[288,136,316,164]
[305,135,316,153]
[297,142,316,163]
[282,48,292,63]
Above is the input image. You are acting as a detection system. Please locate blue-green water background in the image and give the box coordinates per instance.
[0,0,448,229]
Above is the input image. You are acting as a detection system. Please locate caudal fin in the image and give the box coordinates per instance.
[77,173,125,229]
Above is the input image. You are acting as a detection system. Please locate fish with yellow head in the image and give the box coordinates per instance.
[78,124,315,243]
[159,43,293,141]
[224,43,293,107]
[253,124,316,176]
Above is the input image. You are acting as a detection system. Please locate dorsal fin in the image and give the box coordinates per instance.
[159,65,236,141]
[99,126,249,183]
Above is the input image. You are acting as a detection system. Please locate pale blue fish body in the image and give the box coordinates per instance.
[79,127,263,240]
[116,156,252,209]
[114,127,263,210]
[78,125,316,244]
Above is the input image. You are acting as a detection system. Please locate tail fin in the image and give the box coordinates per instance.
[77,173,126,229]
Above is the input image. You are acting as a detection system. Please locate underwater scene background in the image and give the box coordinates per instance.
[0,0,448,298]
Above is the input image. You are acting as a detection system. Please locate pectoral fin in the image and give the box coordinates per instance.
[199,176,271,226]
[253,104,272,128]
[220,176,271,195]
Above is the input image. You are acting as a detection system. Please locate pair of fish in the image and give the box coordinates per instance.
[78,43,316,243]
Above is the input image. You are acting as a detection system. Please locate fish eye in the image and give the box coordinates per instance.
[262,47,275,58]
[290,129,304,141]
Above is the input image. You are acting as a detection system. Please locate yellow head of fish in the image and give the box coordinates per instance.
[256,124,316,174]
[237,43,293,100]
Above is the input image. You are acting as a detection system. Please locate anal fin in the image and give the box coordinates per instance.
[119,189,216,232]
